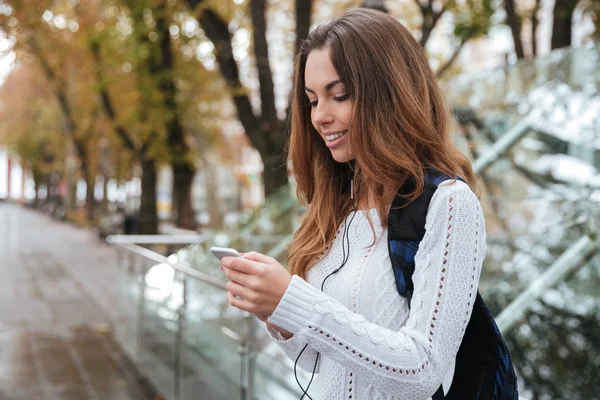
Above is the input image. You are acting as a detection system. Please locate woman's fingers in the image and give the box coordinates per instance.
[222,256,263,275]
[222,251,292,316]
[226,280,254,302]
[227,290,247,311]
[242,251,278,265]
[222,265,250,286]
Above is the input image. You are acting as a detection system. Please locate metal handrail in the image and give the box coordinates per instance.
[107,234,207,245]
[109,235,257,400]
[472,113,535,174]
[111,241,226,290]
[496,234,599,335]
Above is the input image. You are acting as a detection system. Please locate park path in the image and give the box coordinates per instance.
[0,203,153,400]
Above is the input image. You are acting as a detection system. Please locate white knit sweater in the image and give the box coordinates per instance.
[267,180,486,400]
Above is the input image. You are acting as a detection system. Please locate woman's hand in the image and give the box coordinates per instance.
[221,251,292,316]
[266,321,294,340]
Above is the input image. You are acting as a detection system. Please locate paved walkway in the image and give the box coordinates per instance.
[0,203,154,400]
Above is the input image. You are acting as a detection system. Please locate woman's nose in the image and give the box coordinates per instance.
[312,103,334,127]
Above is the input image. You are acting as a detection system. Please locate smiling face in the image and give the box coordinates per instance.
[304,48,354,163]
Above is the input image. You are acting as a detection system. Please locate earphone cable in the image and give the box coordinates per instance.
[295,344,316,400]
[295,203,358,399]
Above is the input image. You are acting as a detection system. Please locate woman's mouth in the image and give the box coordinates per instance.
[325,130,347,141]
[324,130,348,148]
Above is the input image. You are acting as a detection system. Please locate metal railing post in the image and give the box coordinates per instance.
[244,314,256,400]
[174,273,187,400]
[136,263,147,363]
[129,251,136,272]
[116,247,123,268]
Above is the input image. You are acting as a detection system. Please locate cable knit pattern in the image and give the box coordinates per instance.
[267,180,485,399]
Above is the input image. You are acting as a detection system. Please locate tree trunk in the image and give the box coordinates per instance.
[149,1,196,229]
[505,0,525,59]
[295,0,313,55]
[85,175,95,224]
[101,174,109,214]
[68,179,77,215]
[172,163,197,230]
[139,158,158,234]
[531,0,540,56]
[33,177,40,208]
[551,0,577,49]
[204,161,225,230]
[262,152,288,197]
[80,157,96,224]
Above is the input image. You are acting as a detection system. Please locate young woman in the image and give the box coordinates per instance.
[221,8,489,399]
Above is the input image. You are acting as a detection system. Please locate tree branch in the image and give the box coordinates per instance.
[412,0,426,14]
[435,39,466,77]
[89,40,138,153]
[295,0,312,56]
[505,0,525,59]
[188,0,264,153]
[250,0,277,122]
[286,0,312,123]
[420,8,446,47]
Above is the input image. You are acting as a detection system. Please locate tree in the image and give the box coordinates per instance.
[530,0,541,56]
[89,0,228,231]
[504,0,525,59]
[551,0,579,49]
[1,0,105,222]
[0,65,63,208]
[378,0,494,77]
[89,23,163,234]
[119,0,197,229]
[184,0,313,197]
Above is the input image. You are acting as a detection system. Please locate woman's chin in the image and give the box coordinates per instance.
[330,149,354,164]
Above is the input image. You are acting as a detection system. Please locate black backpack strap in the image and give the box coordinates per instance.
[387,171,456,399]
[388,170,456,309]
[387,170,519,400]
[432,386,446,400]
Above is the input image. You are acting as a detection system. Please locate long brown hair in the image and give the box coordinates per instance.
[287,8,477,279]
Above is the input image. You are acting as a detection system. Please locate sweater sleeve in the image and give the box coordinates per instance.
[267,181,485,398]
[265,324,321,373]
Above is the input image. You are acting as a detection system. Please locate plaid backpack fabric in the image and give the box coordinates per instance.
[387,170,518,400]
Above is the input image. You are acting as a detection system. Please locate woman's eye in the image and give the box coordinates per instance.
[333,94,350,102]
[309,100,318,108]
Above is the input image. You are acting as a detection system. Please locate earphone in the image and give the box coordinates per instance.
[294,180,359,399]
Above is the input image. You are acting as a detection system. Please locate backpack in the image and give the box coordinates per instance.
[387,170,518,400]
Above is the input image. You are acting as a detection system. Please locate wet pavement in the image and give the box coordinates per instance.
[0,203,154,400]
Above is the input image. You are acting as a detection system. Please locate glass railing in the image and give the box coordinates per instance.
[113,251,311,400]
[110,188,307,400]
[444,41,600,399]
[445,41,600,140]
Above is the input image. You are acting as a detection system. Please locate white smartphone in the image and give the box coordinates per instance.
[210,247,242,261]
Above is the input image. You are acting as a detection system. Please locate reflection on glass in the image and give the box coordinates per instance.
[445,42,600,399]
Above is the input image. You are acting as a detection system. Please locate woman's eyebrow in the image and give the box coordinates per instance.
[304,79,343,93]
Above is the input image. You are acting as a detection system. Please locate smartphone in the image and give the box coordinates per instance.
[210,247,243,261]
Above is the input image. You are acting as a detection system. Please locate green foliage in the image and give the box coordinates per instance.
[453,0,494,41]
